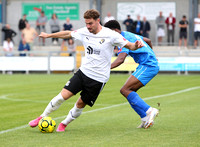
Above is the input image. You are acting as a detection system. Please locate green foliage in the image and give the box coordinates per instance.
[0,74,200,146]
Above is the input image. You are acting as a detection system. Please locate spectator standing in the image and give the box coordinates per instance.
[49,13,60,45]
[22,23,38,51]
[36,11,48,46]
[61,18,73,50]
[3,38,14,56]
[103,12,115,25]
[165,13,176,45]
[134,15,143,35]
[141,16,151,38]
[155,11,165,45]
[18,14,28,31]
[2,24,17,41]
[194,13,200,49]
[18,39,30,56]
[123,15,134,33]
[179,15,188,49]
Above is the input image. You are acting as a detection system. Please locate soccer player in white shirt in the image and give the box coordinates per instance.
[29,9,143,132]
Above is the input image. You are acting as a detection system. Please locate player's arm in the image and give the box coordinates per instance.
[143,37,153,49]
[111,53,127,69]
[124,40,144,51]
[39,31,72,39]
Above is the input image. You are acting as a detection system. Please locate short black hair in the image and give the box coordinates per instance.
[104,20,121,30]
[183,15,186,18]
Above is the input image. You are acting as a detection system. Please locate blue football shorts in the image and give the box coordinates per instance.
[132,64,159,86]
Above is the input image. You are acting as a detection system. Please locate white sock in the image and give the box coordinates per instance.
[41,93,65,117]
[146,107,153,115]
[141,116,148,122]
[141,107,153,122]
[61,103,83,125]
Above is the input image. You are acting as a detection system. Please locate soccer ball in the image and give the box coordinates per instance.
[38,117,56,133]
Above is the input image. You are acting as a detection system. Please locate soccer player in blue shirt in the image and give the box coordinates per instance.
[104,20,159,129]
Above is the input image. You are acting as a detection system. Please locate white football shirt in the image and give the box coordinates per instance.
[71,26,128,83]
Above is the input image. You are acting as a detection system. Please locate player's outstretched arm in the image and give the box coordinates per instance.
[124,40,144,51]
[39,31,72,39]
[111,53,127,69]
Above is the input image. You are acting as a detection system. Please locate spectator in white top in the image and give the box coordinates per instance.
[194,13,200,48]
[3,38,14,56]
[155,11,165,45]
[103,12,115,24]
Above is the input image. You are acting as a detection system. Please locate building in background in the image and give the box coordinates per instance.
[0,0,199,46]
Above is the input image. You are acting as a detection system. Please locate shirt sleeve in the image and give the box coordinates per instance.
[71,28,85,41]
[111,31,128,48]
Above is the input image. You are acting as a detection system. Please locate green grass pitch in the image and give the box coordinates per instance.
[0,74,200,147]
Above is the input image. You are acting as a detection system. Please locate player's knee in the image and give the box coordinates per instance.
[120,87,126,97]
[76,98,86,108]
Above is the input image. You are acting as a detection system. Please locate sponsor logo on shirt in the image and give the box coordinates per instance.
[87,46,100,55]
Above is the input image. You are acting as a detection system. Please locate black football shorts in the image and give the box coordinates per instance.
[64,69,106,107]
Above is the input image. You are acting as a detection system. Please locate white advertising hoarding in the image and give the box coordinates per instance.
[0,57,75,71]
[117,2,176,20]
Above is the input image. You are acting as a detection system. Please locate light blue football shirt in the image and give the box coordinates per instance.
[118,31,158,66]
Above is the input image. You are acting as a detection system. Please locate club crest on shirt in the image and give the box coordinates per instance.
[99,39,105,44]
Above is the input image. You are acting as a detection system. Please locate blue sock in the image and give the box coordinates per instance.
[127,91,150,118]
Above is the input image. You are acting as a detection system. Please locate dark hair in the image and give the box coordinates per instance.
[84,9,100,20]
[183,15,186,18]
[52,13,57,19]
[68,38,74,45]
[104,20,121,30]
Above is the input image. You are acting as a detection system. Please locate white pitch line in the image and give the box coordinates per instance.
[0,95,112,106]
[0,86,199,135]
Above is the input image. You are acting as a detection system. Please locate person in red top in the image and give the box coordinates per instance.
[165,12,176,45]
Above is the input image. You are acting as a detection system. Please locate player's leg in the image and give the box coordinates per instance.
[57,97,86,132]
[121,65,159,128]
[57,69,106,132]
[120,75,151,121]
[41,88,74,117]
[29,89,74,127]
[29,70,83,127]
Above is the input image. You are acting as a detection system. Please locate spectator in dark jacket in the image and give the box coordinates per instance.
[123,15,134,33]
[2,24,17,41]
[18,14,28,31]
[141,16,151,38]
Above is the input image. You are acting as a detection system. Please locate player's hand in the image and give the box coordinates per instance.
[135,40,144,49]
[39,32,49,38]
